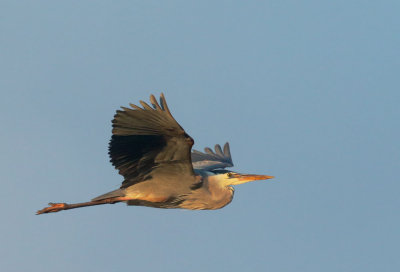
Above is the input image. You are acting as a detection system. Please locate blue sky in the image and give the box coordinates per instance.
[1,1,399,271]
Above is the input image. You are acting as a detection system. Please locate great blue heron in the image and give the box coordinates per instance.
[37,94,274,214]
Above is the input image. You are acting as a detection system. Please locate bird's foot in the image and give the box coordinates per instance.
[36,202,68,215]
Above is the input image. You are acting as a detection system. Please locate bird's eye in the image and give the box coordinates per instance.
[227,173,233,178]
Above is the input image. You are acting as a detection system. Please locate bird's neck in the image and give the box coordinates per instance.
[179,174,234,210]
[205,175,234,204]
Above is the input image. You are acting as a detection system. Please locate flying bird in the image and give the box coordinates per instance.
[37,94,274,214]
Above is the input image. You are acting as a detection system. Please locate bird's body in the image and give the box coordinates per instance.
[119,170,234,210]
[37,94,273,214]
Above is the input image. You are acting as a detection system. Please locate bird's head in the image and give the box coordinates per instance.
[211,170,274,186]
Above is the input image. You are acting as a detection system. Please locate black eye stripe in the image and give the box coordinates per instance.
[210,169,230,174]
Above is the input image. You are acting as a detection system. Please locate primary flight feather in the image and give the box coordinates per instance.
[37,94,273,214]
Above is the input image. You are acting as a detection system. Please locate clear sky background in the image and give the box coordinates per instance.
[1,1,399,271]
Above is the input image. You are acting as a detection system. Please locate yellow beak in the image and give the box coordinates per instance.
[237,174,275,182]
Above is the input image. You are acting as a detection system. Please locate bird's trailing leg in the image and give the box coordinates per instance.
[36,197,129,215]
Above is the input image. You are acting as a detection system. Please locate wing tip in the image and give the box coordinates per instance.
[120,93,168,112]
[159,93,173,117]
[192,142,234,170]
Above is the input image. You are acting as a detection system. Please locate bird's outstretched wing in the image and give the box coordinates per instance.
[191,143,234,171]
[109,94,195,188]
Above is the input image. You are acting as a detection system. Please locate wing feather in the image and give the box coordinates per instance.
[215,144,223,156]
[109,94,195,189]
[191,142,234,171]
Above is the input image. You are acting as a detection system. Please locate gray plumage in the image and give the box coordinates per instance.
[192,143,234,171]
[36,94,274,215]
